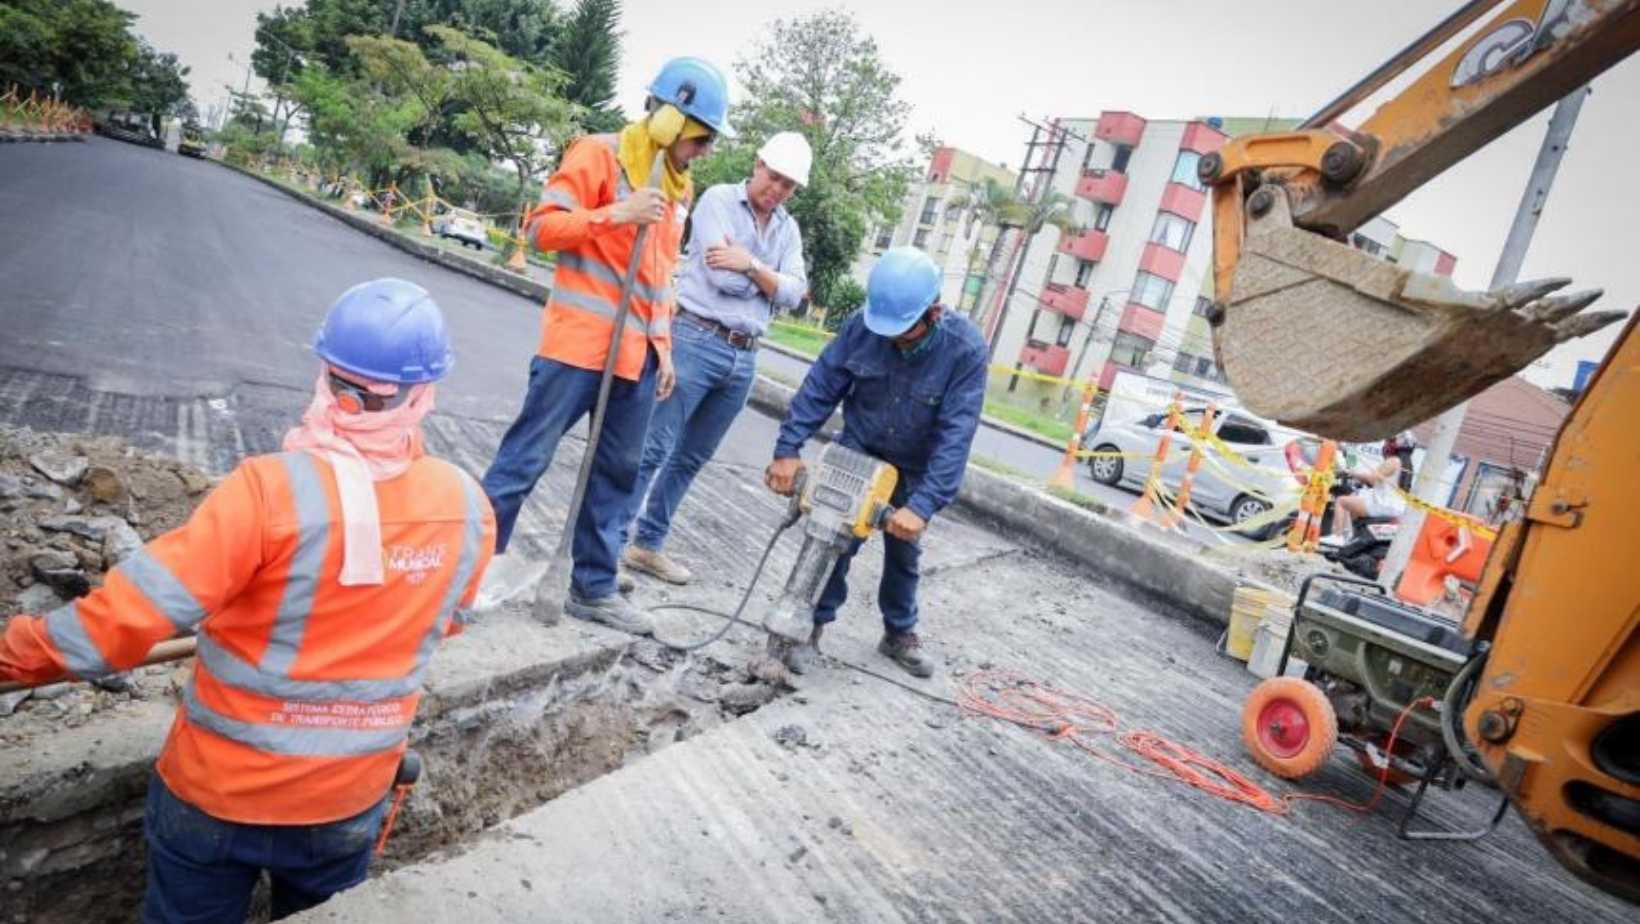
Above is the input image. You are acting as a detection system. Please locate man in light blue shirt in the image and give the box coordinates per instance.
[621,132,811,584]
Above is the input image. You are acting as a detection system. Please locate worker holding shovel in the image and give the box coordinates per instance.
[477,57,732,635]
[0,279,495,922]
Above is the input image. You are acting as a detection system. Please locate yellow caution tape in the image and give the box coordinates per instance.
[1388,484,1498,541]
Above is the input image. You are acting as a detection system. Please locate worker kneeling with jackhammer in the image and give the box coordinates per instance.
[0,280,495,922]
[764,247,987,679]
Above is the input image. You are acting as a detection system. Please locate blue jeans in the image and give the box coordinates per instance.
[482,353,657,598]
[812,479,921,635]
[626,316,758,551]
[142,775,389,923]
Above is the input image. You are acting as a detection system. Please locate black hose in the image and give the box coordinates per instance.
[1441,647,1496,783]
[647,508,797,652]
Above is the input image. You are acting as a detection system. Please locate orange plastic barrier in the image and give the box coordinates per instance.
[1394,510,1494,606]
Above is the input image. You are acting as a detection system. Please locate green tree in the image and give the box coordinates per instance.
[428,24,576,202]
[694,9,916,311]
[123,43,191,138]
[346,34,454,149]
[550,0,623,133]
[0,0,139,107]
[968,186,1078,360]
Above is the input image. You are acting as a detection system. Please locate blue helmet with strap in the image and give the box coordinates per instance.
[315,278,453,385]
[647,57,734,138]
[863,248,942,337]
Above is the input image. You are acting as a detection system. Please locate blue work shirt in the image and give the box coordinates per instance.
[674,181,806,337]
[774,312,989,522]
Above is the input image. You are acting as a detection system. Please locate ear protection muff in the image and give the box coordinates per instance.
[647,101,686,146]
[335,389,365,415]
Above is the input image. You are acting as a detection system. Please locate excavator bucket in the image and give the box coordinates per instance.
[1212,190,1622,442]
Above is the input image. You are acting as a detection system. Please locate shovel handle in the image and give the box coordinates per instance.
[0,636,198,695]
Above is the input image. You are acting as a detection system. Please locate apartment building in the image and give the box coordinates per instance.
[856,147,1017,309]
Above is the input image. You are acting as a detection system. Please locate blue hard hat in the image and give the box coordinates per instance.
[863,248,941,337]
[314,278,453,384]
[647,57,734,138]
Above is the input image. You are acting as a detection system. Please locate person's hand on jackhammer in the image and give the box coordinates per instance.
[884,507,926,543]
[764,457,804,496]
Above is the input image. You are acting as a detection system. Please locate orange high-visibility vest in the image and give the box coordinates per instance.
[526,134,686,381]
[0,451,495,825]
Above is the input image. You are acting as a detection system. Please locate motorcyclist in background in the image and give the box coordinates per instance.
[1323,431,1417,545]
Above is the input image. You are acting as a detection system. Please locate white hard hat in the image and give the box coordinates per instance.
[757,131,812,186]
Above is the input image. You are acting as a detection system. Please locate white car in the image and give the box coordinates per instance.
[433,209,488,249]
[1082,407,1303,536]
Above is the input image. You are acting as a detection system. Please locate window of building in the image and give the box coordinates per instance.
[913,228,930,248]
[1081,142,1097,172]
[1110,331,1154,368]
[1150,212,1196,252]
[1056,314,1075,347]
[1074,260,1095,288]
[1132,271,1174,311]
[1110,144,1134,174]
[1171,150,1204,191]
[1093,203,1114,232]
[1192,296,1213,317]
[919,197,941,226]
[1351,233,1386,257]
[1173,352,1194,374]
[874,226,893,250]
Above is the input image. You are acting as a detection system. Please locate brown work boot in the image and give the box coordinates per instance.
[785,625,825,675]
[622,545,693,585]
[878,631,936,678]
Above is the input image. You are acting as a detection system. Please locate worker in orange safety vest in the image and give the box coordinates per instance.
[0,279,495,923]
[478,57,733,635]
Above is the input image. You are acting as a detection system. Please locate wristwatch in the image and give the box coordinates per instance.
[745,257,766,278]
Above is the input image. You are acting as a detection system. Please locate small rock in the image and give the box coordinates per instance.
[0,473,23,499]
[82,465,126,502]
[14,583,66,614]
[0,690,31,717]
[773,724,808,749]
[100,519,144,566]
[29,452,89,487]
[22,480,61,501]
[174,467,211,496]
[787,846,808,865]
[91,673,135,694]
[719,682,778,716]
[30,552,90,598]
[62,498,83,515]
[30,681,74,701]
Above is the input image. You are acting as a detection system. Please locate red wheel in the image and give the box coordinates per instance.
[1242,677,1337,779]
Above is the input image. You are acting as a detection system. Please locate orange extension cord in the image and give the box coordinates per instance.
[956,669,1433,817]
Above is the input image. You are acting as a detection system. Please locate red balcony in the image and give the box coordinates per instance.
[1038,282,1090,321]
[1098,359,1134,391]
[1096,111,1147,148]
[1118,302,1166,340]
[1180,120,1228,155]
[1020,342,1070,377]
[1158,182,1207,220]
[1075,168,1128,205]
[1138,241,1186,281]
[1057,227,1109,264]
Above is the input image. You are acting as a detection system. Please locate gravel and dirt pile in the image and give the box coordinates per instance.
[0,426,212,741]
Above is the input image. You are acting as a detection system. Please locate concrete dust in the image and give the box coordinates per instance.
[0,426,211,743]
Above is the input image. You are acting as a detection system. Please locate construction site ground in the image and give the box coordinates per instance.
[1,139,1630,924]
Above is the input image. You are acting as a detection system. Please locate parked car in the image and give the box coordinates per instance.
[1082,407,1303,537]
[433,209,487,249]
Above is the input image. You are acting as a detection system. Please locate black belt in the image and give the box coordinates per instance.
[680,308,759,350]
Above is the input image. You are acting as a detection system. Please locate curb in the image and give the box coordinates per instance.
[211,159,553,305]
[221,156,1250,629]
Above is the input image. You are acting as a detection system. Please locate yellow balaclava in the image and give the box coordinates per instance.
[616,106,710,203]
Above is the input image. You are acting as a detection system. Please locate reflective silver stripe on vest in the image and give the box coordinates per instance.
[417,469,484,645]
[552,289,672,337]
[194,632,418,702]
[116,547,207,631]
[182,680,408,757]
[541,187,581,211]
[556,252,674,306]
[44,603,111,679]
[260,452,329,677]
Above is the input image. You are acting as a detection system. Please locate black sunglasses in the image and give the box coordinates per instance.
[328,371,411,413]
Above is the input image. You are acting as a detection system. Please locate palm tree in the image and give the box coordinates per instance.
[973,185,1080,361]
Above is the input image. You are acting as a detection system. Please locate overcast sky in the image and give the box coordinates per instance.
[123,0,1637,389]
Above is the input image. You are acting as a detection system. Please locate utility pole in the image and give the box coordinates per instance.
[391,0,407,37]
[1379,86,1591,591]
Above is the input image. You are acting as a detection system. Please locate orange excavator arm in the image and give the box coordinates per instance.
[1204,0,1638,441]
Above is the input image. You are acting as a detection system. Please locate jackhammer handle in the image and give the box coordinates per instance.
[870,503,896,531]
[0,636,198,695]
